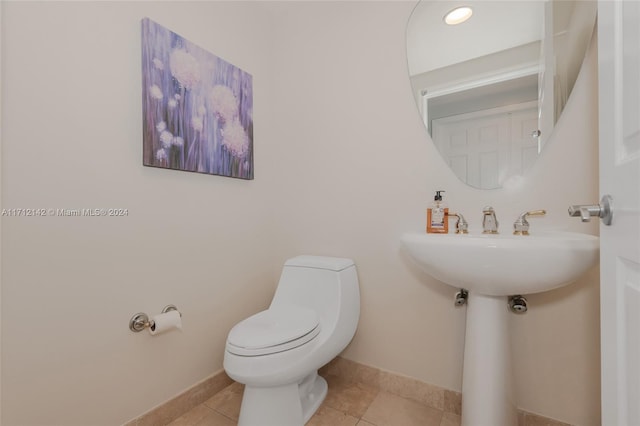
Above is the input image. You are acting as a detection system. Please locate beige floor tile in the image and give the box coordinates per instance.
[356,420,377,426]
[522,411,572,426]
[204,382,244,421]
[136,398,189,426]
[440,412,462,426]
[362,391,443,426]
[443,390,462,415]
[193,409,237,426]
[322,374,379,418]
[307,405,359,426]
[167,404,216,426]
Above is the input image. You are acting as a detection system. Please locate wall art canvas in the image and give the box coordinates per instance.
[141,18,253,179]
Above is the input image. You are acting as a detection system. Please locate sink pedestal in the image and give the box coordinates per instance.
[462,293,517,426]
[401,231,600,425]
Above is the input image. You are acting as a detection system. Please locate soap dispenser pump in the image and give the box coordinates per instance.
[427,190,449,233]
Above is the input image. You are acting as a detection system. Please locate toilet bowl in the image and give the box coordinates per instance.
[223,255,360,426]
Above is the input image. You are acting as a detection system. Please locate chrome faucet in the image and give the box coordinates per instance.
[482,206,499,234]
[448,212,469,234]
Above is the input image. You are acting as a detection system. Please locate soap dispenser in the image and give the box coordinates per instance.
[427,190,448,233]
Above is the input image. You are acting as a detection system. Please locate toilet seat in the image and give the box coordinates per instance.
[226,306,321,356]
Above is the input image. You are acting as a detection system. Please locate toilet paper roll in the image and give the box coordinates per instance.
[149,310,182,335]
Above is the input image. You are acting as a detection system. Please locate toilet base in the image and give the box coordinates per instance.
[238,372,328,426]
[300,372,328,423]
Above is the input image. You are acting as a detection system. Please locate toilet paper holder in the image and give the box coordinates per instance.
[129,305,181,332]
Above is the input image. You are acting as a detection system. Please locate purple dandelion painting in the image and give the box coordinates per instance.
[141,18,253,179]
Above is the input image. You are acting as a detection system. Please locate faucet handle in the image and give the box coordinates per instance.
[513,210,546,235]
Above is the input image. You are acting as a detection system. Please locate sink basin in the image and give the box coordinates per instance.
[401,231,599,296]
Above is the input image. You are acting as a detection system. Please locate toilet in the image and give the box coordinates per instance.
[223,255,360,426]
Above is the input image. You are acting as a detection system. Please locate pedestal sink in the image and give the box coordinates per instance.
[400,231,599,426]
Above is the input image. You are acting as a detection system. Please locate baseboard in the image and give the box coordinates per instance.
[123,370,233,426]
[319,356,462,415]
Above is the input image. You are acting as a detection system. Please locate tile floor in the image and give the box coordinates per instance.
[167,373,460,426]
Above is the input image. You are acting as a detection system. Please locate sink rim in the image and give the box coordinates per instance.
[401,230,600,296]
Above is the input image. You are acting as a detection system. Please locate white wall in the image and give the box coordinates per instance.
[2,2,600,426]
[1,2,281,425]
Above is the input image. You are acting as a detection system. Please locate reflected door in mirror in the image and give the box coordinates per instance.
[432,102,538,189]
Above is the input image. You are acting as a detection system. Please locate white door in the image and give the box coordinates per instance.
[599,1,640,425]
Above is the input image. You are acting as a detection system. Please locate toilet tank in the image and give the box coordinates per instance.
[270,256,360,327]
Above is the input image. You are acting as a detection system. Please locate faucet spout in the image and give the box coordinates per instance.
[448,212,469,234]
[482,206,499,234]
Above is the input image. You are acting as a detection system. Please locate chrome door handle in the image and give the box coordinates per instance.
[568,195,613,225]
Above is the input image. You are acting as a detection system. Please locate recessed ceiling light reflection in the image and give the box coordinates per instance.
[444,6,473,25]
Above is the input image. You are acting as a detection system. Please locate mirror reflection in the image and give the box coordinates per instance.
[407,1,597,189]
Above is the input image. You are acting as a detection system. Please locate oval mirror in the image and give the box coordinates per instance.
[407,0,597,189]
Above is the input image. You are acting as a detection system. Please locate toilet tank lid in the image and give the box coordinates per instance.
[285,255,354,271]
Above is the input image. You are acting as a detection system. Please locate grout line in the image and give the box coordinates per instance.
[212,407,237,423]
